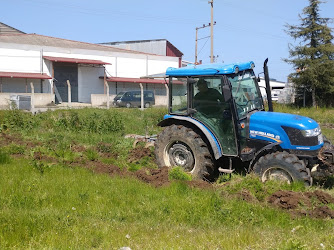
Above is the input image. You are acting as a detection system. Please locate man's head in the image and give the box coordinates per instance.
[196,78,209,92]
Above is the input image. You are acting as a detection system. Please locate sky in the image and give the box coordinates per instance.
[1,0,334,82]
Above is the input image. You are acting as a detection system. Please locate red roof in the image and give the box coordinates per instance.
[105,77,168,84]
[43,56,110,65]
[0,72,52,79]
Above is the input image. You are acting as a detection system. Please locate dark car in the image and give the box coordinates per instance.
[113,90,155,108]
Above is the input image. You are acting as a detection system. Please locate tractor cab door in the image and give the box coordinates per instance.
[190,77,238,156]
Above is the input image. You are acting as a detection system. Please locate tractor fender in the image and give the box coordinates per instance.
[158,116,223,160]
[248,141,282,172]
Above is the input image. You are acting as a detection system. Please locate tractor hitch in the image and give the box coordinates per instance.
[124,134,157,148]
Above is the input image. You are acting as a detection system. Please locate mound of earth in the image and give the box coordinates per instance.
[128,147,152,163]
[268,190,334,219]
[134,166,170,187]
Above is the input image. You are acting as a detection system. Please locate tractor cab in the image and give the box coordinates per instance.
[166,61,262,157]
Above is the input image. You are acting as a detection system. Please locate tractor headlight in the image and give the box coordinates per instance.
[301,127,321,137]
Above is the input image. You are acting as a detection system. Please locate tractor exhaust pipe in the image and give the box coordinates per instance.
[263,58,273,112]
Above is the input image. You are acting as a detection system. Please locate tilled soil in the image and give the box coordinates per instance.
[128,147,152,163]
[268,190,334,219]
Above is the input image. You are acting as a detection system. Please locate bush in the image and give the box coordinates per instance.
[50,109,125,134]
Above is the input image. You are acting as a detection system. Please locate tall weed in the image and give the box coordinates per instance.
[0,149,11,164]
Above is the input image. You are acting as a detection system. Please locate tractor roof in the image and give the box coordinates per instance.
[166,61,255,76]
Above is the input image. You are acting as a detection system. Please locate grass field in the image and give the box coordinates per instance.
[0,106,334,249]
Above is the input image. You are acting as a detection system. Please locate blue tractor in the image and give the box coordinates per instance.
[154,59,334,185]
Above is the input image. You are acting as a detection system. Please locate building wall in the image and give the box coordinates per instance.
[103,40,167,56]
[0,77,50,93]
[0,42,179,106]
[0,48,41,73]
[0,93,53,107]
[91,82,169,107]
[258,78,285,101]
[78,66,105,103]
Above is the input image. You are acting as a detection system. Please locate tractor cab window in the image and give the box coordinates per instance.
[228,70,264,119]
[170,77,188,114]
[192,77,224,116]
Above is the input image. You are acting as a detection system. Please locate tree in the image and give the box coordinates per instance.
[285,0,334,107]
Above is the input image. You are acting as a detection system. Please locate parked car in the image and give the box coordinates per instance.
[113,90,155,108]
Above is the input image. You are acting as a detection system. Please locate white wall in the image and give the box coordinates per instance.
[116,57,147,77]
[0,93,53,107]
[147,58,178,76]
[0,48,40,73]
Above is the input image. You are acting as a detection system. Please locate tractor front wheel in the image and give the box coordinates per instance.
[154,125,215,180]
[253,151,312,186]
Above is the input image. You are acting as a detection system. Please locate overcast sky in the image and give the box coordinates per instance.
[1,0,334,82]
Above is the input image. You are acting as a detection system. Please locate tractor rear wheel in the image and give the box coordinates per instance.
[154,124,215,180]
[253,151,312,186]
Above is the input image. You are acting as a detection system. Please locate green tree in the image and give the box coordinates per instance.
[285,0,334,107]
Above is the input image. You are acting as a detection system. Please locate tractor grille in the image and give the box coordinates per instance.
[282,126,319,146]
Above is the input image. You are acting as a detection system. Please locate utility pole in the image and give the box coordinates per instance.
[195,0,216,64]
[209,0,214,63]
[195,24,211,64]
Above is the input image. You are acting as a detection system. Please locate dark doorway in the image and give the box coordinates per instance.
[53,63,78,103]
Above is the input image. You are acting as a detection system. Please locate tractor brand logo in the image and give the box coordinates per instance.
[250,130,281,142]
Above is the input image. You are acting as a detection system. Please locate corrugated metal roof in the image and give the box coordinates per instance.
[0,72,52,79]
[101,39,168,45]
[0,22,25,35]
[0,34,153,55]
[100,39,183,57]
[44,56,110,65]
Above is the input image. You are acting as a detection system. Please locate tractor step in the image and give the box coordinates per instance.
[218,167,235,174]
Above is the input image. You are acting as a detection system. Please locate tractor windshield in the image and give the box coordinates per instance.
[228,70,264,119]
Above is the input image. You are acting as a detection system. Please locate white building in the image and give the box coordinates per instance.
[258,77,286,102]
[0,26,182,109]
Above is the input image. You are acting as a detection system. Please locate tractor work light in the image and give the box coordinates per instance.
[234,67,239,74]
[301,126,321,137]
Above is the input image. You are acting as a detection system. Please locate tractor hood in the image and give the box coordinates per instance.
[249,111,323,150]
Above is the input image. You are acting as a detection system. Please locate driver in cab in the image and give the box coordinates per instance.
[194,78,225,116]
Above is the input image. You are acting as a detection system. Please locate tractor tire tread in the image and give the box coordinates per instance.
[154,125,215,180]
[253,152,312,186]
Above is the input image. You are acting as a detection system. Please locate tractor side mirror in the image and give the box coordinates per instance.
[222,85,232,102]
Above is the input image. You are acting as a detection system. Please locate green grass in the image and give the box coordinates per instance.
[0,106,334,248]
[1,158,334,249]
